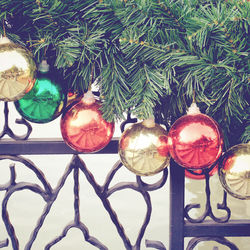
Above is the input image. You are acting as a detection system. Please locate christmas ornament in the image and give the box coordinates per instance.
[60,90,114,153]
[168,103,223,169]
[118,118,170,176]
[185,164,218,180]
[218,143,250,200]
[15,60,66,123]
[0,37,36,101]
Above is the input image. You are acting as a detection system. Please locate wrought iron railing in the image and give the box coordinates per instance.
[0,102,250,250]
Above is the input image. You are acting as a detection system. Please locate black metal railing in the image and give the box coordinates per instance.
[0,102,250,250]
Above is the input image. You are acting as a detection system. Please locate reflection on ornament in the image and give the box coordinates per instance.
[219,143,250,200]
[168,103,223,169]
[15,60,65,123]
[66,91,83,108]
[119,119,170,176]
[0,37,36,101]
[61,91,114,153]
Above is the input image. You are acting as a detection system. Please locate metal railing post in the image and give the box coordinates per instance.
[169,160,185,250]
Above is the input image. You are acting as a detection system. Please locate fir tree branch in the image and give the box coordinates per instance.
[0,0,249,146]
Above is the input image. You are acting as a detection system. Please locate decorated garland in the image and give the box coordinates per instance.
[0,1,249,198]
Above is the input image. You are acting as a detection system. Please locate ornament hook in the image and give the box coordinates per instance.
[2,19,6,37]
[192,89,196,103]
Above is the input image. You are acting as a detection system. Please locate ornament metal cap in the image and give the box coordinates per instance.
[187,102,201,115]
[82,90,95,104]
[0,36,12,45]
[142,116,155,128]
[38,60,50,73]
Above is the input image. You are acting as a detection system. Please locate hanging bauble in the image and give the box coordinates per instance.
[0,37,36,101]
[14,60,66,123]
[185,164,218,180]
[118,118,170,176]
[218,143,250,200]
[168,103,223,169]
[60,90,115,153]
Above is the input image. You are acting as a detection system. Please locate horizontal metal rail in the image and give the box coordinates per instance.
[0,138,119,155]
[184,220,250,237]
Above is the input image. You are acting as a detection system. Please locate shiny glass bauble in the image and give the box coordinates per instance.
[119,120,170,176]
[60,97,114,153]
[168,113,223,169]
[218,143,250,200]
[0,37,36,101]
[15,71,66,123]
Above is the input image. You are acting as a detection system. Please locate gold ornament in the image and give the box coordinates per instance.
[118,118,170,176]
[0,37,36,101]
[218,143,250,200]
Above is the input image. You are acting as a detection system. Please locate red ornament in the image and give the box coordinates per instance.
[168,103,223,169]
[60,91,114,153]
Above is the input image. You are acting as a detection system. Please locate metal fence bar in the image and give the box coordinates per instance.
[169,160,185,249]
[184,220,250,237]
[0,138,119,155]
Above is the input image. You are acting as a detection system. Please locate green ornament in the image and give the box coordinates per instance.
[15,60,66,123]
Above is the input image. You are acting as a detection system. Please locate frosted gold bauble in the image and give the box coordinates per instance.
[118,120,170,176]
[218,143,250,200]
[0,37,36,101]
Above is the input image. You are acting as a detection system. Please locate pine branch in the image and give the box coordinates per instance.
[0,0,249,146]
[99,47,130,122]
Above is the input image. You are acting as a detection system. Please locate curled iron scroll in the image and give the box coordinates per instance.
[0,102,32,140]
[0,239,8,248]
[187,237,239,250]
[184,169,231,223]
[0,155,53,249]
[145,239,167,249]
[120,111,137,132]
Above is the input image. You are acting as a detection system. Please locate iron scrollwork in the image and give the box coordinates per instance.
[0,153,168,250]
[187,237,239,250]
[0,102,32,140]
[0,239,8,248]
[120,111,137,133]
[184,167,231,223]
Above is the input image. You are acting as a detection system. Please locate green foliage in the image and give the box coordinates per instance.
[0,0,249,148]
